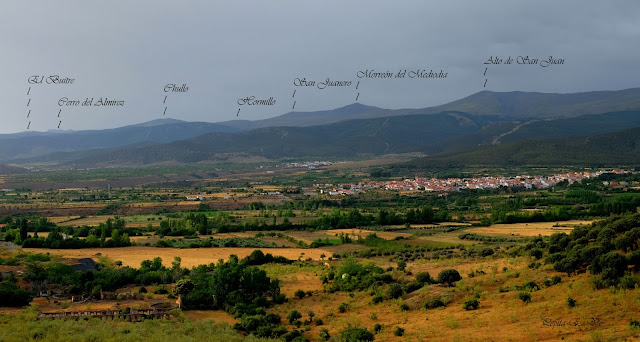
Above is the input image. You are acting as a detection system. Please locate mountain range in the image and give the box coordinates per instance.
[3,87,640,168]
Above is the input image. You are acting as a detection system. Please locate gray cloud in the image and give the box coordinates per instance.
[1,0,639,133]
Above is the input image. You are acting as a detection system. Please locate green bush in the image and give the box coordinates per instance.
[319,328,330,341]
[425,298,445,309]
[397,260,407,271]
[370,294,383,304]
[387,283,404,299]
[404,281,422,293]
[338,303,348,313]
[415,272,432,284]
[0,281,33,307]
[567,297,577,307]
[340,327,374,342]
[619,275,637,289]
[463,299,479,310]
[481,248,495,257]
[287,310,302,324]
[437,269,462,286]
[394,327,405,337]
[529,248,543,260]
[518,292,531,303]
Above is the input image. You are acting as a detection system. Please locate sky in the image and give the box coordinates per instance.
[1,0,639,133]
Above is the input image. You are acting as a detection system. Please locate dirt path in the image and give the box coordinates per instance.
[492,120,537,145]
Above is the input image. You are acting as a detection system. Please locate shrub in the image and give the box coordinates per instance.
[0,281,33,307]
[437,269,462,286]
[340,327,374,342]
[630,320,640,329]
[619,275,637,289]
[519,292,531,303]
[315,319,324,326]
[567,297,577,307]
[370,294,383,304]
[528,262,541,269]
[273,293,287,304]
[397,260,407,271]
[295,290,306,299]
[629,250,640,269]
[399,303,409,311]
[529,248,543,260]
[387,283,404,299]
[394,327,405,337]
[592,252,628,280]
[138,286,147,294]
[338,303,348,313]
[481,248,495,257]
[319,328,330,341]
[373,323,382,334]
[425,298,445,309]
[287,310,302,324]
[154,285,169,294]
[463,299,479,310]
[415,272,432,284]
[404,281,422,293]
[522,281,540,291]
[282,330,307,342]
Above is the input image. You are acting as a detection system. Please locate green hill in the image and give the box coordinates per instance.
[63,112,504,166]
[407,127,640,168]
[423,88,640,119]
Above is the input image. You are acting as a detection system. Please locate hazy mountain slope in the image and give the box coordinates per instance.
[217,88,640,131]
[217,103,384,130]
[0,120,238,161]
[0,164,29,175]
[62,112,504,166]
[5,87,640,165]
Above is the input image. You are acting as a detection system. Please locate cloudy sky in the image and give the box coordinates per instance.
[1,1,639,133]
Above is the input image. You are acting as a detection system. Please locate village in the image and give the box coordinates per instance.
[312,170,631,196]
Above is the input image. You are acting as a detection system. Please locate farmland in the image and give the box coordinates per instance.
[1,166,640,341]
[22,246,332,269]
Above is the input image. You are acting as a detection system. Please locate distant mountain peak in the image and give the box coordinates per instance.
[282,103,377,116]
[132,118,187,127]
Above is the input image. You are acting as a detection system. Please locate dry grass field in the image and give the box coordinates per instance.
[408,232,478,245]
[23,246,333,268]
[467,220,595,237]
[326,229,413,240]
[4,242,640,341]
[58,215,115,227]
[46,216,82,224]
[183,310,238,325]
[267,258,640,341]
